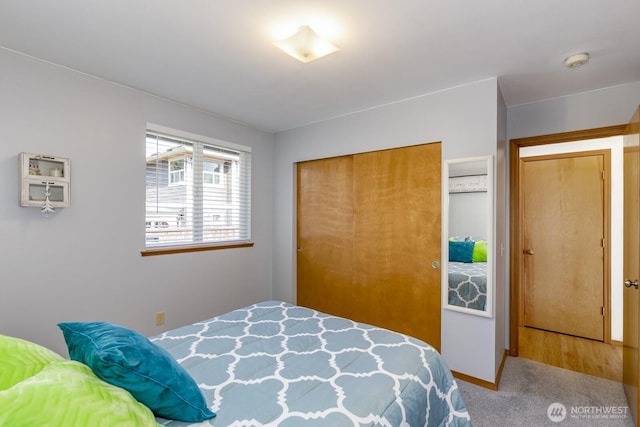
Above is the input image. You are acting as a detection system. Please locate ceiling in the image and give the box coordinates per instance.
[1,1,639,133]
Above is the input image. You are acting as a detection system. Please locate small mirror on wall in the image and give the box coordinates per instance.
[442,156,493,317]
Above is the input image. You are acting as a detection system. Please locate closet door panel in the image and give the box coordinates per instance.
[352,143,442,350]
[297,155,354,319]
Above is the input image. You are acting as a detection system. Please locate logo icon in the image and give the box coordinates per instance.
[548,402,567,422]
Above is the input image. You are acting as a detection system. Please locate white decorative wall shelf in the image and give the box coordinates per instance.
[19,153,70,213]
[448,174,488,193]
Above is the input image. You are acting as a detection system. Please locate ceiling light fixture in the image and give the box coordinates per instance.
[274,25,339,63]
[564,52,589,69]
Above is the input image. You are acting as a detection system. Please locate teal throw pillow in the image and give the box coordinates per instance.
[449,240,475,263]
[58,322,215,422]
[472,240,488,262]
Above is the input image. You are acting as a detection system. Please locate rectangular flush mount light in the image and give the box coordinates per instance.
[274,25,339,63]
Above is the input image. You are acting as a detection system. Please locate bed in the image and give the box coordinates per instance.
[447,262,487,311]
[151,301,470,426]
[0,301,471,427]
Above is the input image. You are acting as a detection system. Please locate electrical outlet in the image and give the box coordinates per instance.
[155,311,165,326]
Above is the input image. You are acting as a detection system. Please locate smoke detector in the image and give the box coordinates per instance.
[564,52,589,69]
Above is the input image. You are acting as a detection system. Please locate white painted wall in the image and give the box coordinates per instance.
[508,82,640,140]
[0,49,275,356]
[495,85,507,375]
[506,82,640,348]
[273,78,504,382]
[449,192,488,240]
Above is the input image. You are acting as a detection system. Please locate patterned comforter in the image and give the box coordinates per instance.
[151,301,471,426]
[448,262,487,311]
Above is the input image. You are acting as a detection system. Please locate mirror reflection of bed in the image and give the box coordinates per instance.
[443,156,493,317]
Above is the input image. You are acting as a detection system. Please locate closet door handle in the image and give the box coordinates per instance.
[625,279,639,289]
[523,249,534,255]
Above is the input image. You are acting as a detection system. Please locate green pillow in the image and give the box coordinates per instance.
[472,240,488,262]
[0,360,161,426]
[58,322,215,422]
[0,334,63,390]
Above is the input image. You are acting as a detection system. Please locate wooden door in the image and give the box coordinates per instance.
[297,155,354,319]
[297,143,442,350]
[521,152,607,341]
[352,143,441,350]
[623,106,640,425]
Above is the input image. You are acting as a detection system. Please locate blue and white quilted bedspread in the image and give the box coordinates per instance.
[448,262,487,311]
[151,301,471,427]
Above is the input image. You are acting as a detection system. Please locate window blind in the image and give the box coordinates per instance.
[145,129,251,248]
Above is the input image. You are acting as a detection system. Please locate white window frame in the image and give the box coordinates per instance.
[203,159,223,187]
[143,124,252,254]
[169,158,186,185]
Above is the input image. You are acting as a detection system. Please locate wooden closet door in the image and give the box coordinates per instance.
[297,143,442,350]
[353,143,441,350]
[297,155,355,319]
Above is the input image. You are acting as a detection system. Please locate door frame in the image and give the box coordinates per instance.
[509,125,625,356]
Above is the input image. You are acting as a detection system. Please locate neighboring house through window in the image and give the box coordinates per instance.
[203,160,223,186]
[169,158,186,185]
[145,125,251,248]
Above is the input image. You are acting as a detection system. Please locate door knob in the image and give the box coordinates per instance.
[624,279,639,289]
[523,249,534,255]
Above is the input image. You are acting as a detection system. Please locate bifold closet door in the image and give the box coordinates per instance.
[297,142,441,350]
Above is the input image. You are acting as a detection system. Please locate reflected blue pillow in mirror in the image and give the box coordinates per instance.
[449,241,475,263]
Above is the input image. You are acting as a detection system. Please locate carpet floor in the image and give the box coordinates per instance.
[456,356,634,426]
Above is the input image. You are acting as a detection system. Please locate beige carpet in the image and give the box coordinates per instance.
[456,357,634,426]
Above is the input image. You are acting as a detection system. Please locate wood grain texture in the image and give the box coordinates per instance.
[522,152,607,341]
[623,106,640,424]
[140,242,253,256]
[297,143,442,351]
[513,125,626,147]
[352,143,441,350]
[509,125,625,356]
[519,327,621,382]
[297,155,355,319]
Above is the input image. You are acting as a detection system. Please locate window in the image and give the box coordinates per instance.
[203,160,222,186]
[169,158,186,184]
[145,126,251,250]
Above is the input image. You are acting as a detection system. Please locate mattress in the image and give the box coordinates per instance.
[448,262,487,311]
[151,300,470,426]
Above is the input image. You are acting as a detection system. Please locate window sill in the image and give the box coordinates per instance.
[141,241,254,257]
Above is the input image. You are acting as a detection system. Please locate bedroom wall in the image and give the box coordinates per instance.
[508,82,640,140]
[494,85,507,376]
[0,48,275,356]
[505,81,640,348]
[449,192,488,240]
[273,78,504,382]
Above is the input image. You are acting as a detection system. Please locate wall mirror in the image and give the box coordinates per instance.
[442,156,493,317]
